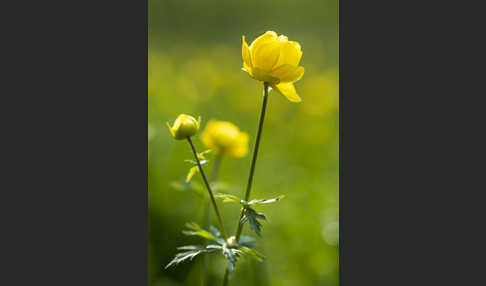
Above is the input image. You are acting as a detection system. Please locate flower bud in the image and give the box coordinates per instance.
[167,114,201,140]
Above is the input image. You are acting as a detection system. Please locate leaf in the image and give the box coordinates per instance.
[221,243,264,273]
[215,193,283,207]
[248,195,285,206]
[206,244,222,251]
[208,225,221,238]
[165,244,220,269]
[197,149,212,160]
[186,166,199,183]
[237,235,256,248]
[208,225,225,245]
[184,154,209,167]
[215,193,243,204]
[222,246,242,273]
[241,207,266,236]
[237,246,265,262]
[182,222,219,243]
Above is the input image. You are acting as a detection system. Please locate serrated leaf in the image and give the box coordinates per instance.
[197,149,212,160]
[165,244,220,269]
[206,244,222,250]
[182,222,220,243]
[208,225,221,238]
[184,158,208,166]
[248,195,285,206]
[222,246,242,273]
[186,166,199,183]
[237,246,265,262]
[237,235,256,248]
[208,225,225,245]
[241,207,266,236]
[215,193,242,204]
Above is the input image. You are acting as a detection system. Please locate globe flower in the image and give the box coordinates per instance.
[201,120,249,158]
[167,114,201,140]
[242,31,304,102]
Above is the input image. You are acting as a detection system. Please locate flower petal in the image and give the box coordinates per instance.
[272,82,302,102]
[242,35,252,69]
[228,132,249,158]
[270,65,305,83]
[251,67,280,84]
[242,63,252,73]
[249,31,278,52]
[166,122,175,137]
[275,41,302,67]
[292,66,305,82]
[252,42,281,72]
[201,120,217,150]
[278,35,288,42]
[242,65,253,79]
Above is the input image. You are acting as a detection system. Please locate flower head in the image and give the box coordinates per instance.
[242,31,304,102]
[167,114,201,140]
[201,120,249,158]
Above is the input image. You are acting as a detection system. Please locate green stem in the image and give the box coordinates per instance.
[211,155,223,182]
[204,155,223,233]
[202,155,222,286]
[222,269,230,286]
[222,82,270,286]
[187,137,228,240]
[235,82,270,240]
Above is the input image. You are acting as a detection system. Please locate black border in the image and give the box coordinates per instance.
[3,0,148,284]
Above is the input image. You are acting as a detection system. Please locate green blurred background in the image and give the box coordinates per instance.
[149,0,339,285]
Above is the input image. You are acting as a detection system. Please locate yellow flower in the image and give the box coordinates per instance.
[201,120,249,158]
[167,114,201,140]
[242,31,304,102]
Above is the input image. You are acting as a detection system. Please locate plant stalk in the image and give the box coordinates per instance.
[222,269,230,286]
[211,155,223,182]
[202,155,222,286]
[187,137,228,240]
[204,155,223,232]
[222,82,270,286]
[235,82,270,240]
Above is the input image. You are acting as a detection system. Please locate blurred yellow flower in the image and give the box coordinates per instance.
[167,114,200,140]
[242,31,304,102]
[201,120,249,158]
